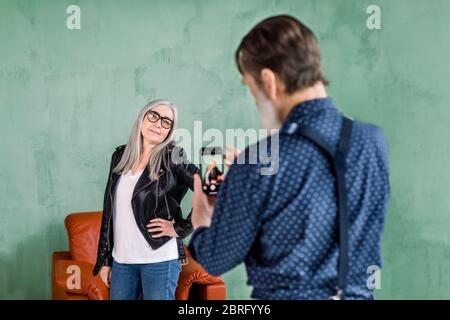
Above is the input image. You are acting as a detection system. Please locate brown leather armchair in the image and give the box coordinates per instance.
[52,211,226,300]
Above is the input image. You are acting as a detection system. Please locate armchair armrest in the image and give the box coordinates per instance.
[54,259,110,300]
[176,247,226,300]
[197,282,227,300]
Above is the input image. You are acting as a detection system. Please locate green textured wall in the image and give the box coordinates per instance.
[1,0,450,299]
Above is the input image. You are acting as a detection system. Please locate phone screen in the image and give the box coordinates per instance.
[200,147,226,195]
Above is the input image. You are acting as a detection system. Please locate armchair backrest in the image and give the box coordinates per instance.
[65,211,102,265]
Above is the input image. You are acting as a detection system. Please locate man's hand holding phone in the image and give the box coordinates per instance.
[199,145,241,195]
[192,145,241,229]
[192,173,216,229]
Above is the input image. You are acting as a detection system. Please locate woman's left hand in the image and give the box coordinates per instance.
[146,218,179,238]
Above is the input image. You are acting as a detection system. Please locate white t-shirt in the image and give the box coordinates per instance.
[112,168,178,264]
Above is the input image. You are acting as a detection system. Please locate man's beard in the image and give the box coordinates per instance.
[255,89,282,131]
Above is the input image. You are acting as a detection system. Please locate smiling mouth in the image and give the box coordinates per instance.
[148,129,160,136]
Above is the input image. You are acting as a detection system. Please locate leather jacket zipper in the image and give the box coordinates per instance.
[107,191,112,251]
[152,178,160,219]
[106,175,113,252]
[125,168,165,233]
[164,195,172,219]
[131,169,164,201]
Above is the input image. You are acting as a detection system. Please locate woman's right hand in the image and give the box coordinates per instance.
[99,266,111,288]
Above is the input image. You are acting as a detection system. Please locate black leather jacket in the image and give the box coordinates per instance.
[92,143,199,276]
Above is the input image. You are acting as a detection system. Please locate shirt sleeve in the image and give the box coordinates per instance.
[188,157,265,276]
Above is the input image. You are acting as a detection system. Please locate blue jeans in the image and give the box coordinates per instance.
[110,258,181,300]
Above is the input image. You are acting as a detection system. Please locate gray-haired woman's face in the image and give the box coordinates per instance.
[141,104,174,145]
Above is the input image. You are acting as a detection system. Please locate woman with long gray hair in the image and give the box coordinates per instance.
[92,99,199,300]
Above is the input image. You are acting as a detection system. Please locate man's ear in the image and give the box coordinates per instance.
[260,68,277,100]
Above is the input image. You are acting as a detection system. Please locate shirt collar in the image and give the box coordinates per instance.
[280,97,336,135]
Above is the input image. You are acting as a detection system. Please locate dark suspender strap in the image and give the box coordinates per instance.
[334,117,353,298]
[296,116,353,299]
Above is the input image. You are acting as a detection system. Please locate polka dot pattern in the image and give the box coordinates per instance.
[189,98,390,300]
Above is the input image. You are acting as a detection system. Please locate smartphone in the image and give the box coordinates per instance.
[200,146,226,195]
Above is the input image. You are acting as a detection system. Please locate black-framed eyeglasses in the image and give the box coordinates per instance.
[146,110,174,129]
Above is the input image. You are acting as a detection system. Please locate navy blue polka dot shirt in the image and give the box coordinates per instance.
[188,97,390,300]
